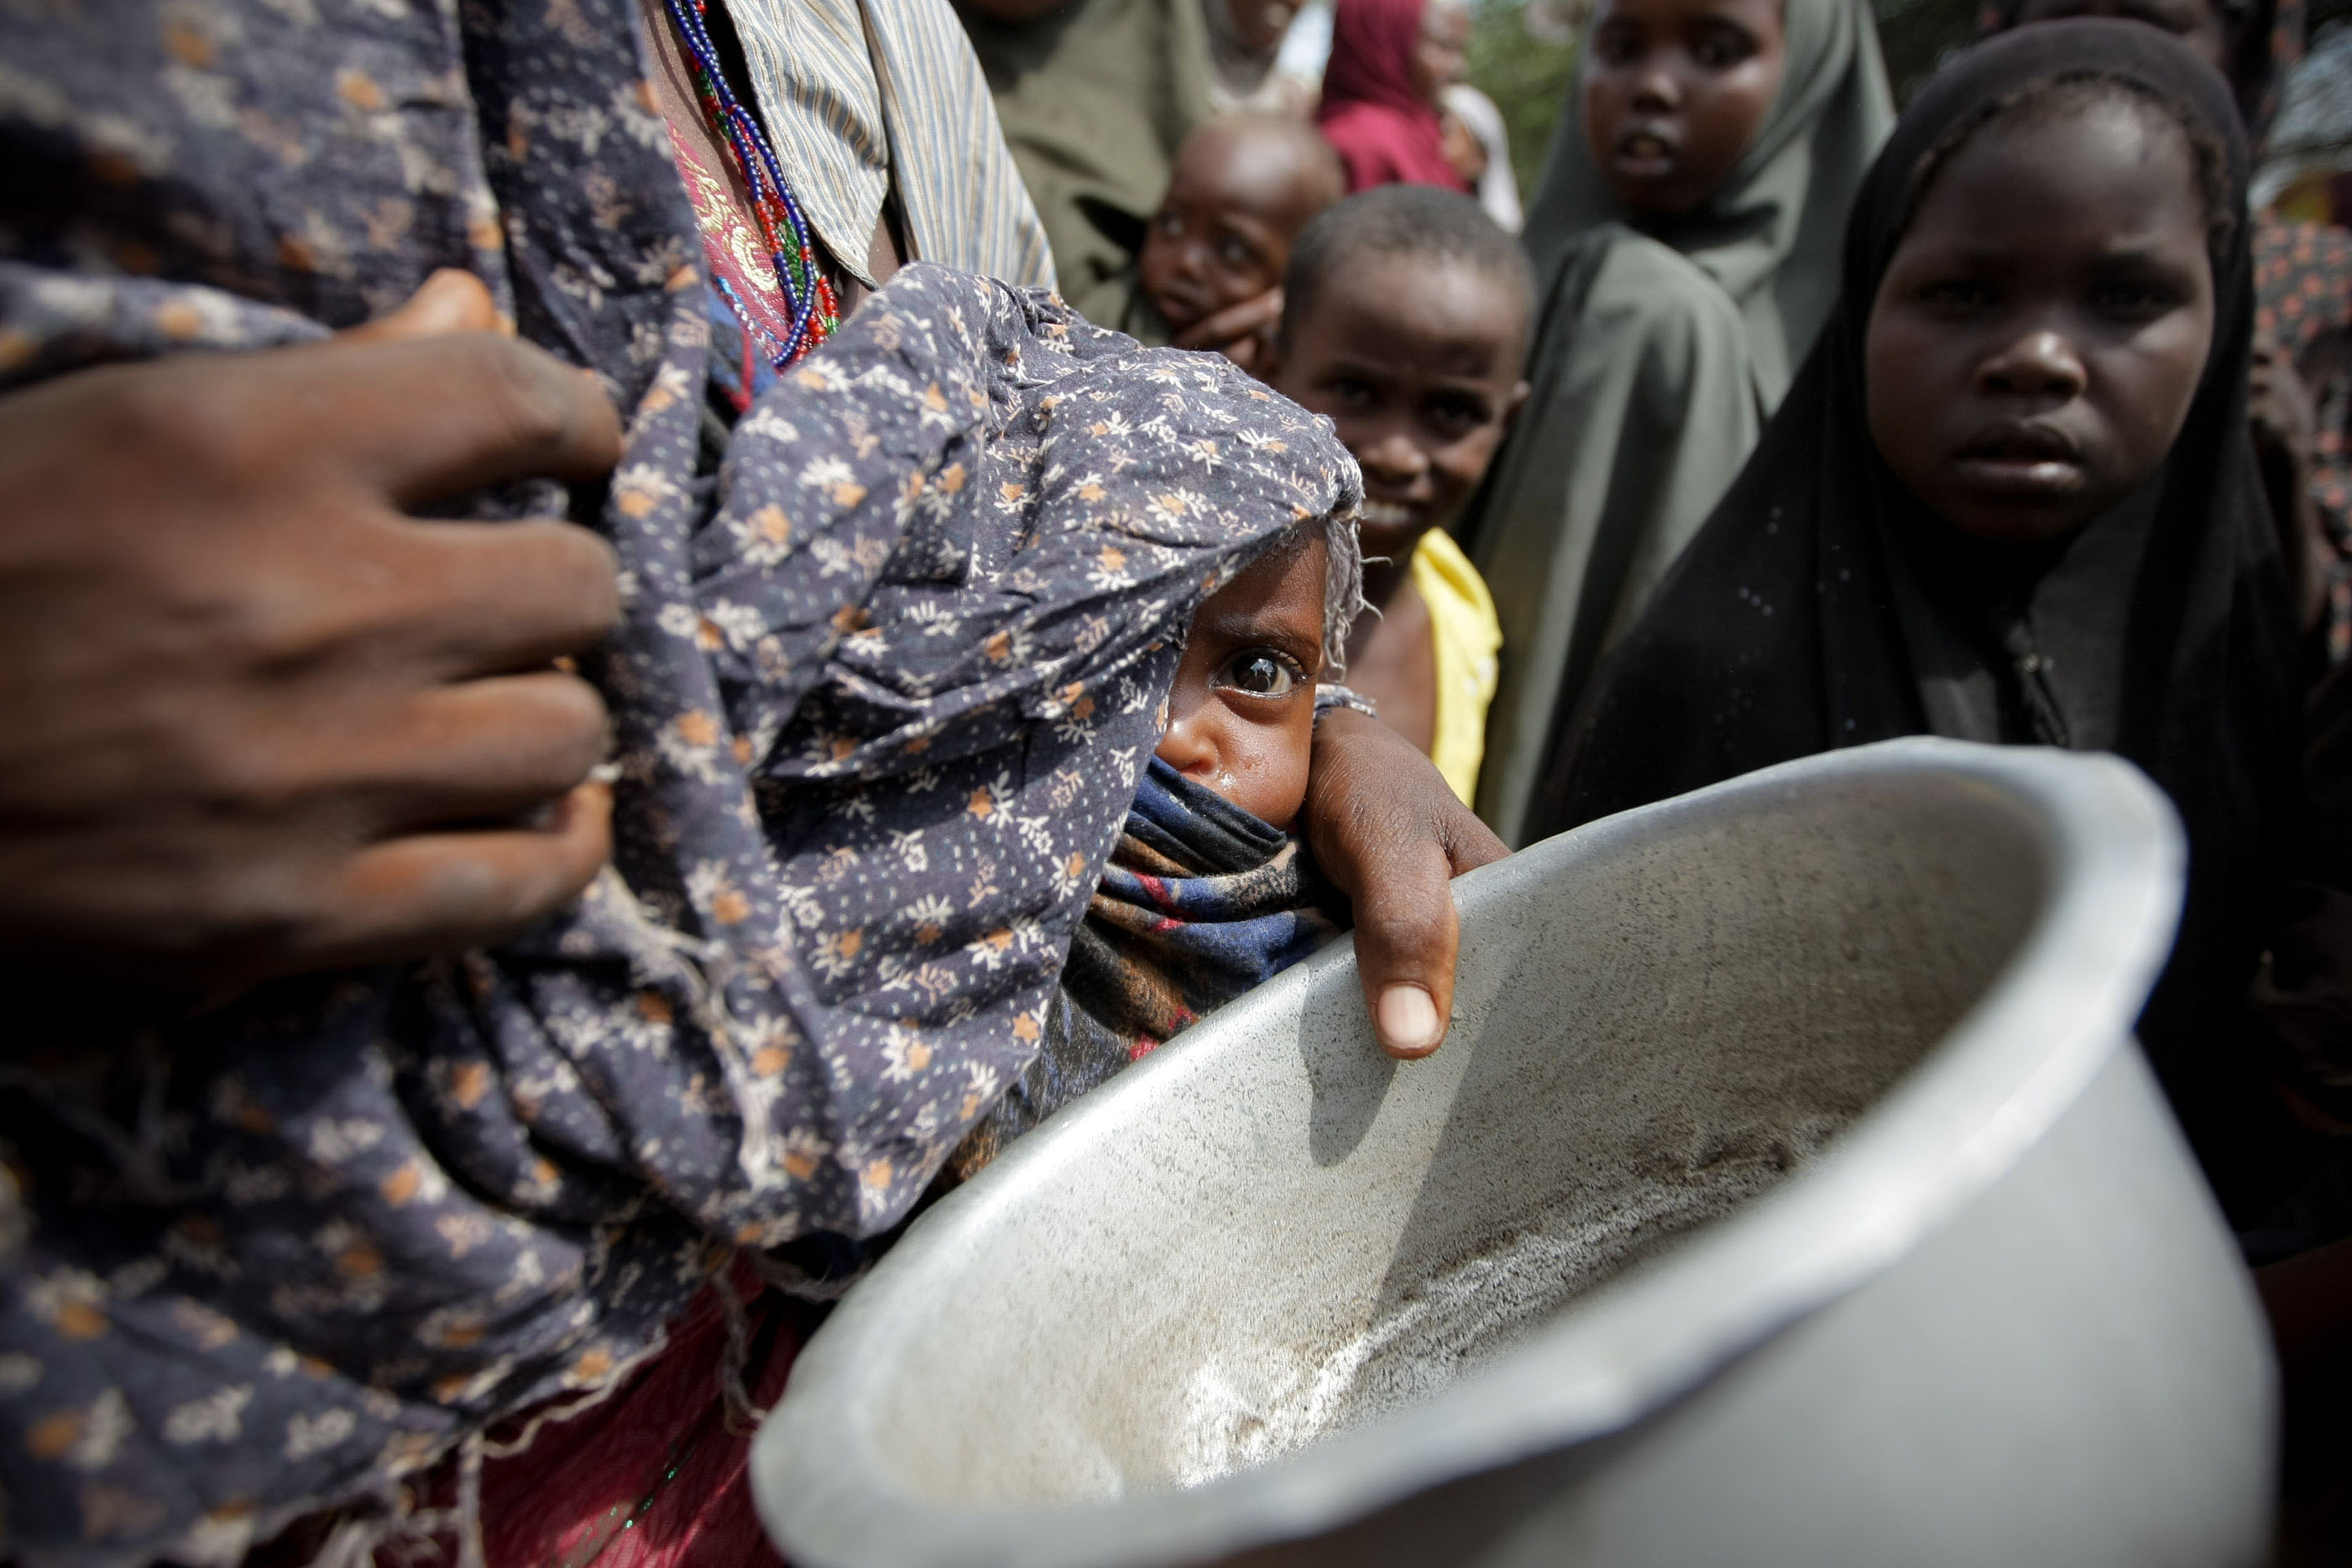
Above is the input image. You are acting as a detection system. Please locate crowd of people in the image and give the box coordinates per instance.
[2,0,2350,1560]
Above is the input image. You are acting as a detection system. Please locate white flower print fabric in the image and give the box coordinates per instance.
[0,1,1361,1556]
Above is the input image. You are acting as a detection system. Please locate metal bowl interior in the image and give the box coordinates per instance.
[756,739,2247,1568]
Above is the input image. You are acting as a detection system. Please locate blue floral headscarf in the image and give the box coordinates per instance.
[0,0,1361,1555]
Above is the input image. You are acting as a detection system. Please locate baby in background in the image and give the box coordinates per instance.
[1269,184,1533,807]
[1120,112,1347,374]
[949,505,1364,1177]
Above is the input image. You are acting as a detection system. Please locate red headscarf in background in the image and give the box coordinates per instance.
[1316,0,1469,193]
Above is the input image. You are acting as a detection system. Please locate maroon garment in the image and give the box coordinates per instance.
[1316,0,1466,193]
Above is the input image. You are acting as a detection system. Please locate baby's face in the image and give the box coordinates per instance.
[1141,125,1323,337]
[1865,100,2214,543]
[1272,253,1529,568]
[1154,534,1328,830]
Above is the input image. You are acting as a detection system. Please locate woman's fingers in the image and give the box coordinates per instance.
[340,269,505,342]
[366,518,625,679]
[310,781,614,969]
[1306,708,1509,1058]
[255,671,615,834]
[0,331,625,983]
[320,333,624,500]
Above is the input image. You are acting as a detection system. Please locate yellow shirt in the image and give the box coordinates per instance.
[1411,529,1503,807]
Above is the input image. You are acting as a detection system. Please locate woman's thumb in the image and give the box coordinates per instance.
[342,269,504,342]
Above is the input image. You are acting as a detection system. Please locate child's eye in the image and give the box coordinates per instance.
[1155,212,1183,238]
[1322,376,1378,410]
[2089,279,2181,317]
[1918,279,1998,311]
[1690,24,1756,69]
[1215,651,1303,698]
[1216,235,1260,269]
[1426,391,1490,433]
[1592,24,1641,63]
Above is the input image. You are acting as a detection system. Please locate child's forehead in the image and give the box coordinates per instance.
[1296,252,1530,360]
[1199,531,1330,636]
[1904,91,2201,244]
[1218,528,1327,598]
[1181,128,1311,194]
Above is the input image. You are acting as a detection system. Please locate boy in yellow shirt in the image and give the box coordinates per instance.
[1269,185,1531,804]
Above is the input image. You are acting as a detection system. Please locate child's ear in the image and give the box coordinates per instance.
[1502,379,1531,430]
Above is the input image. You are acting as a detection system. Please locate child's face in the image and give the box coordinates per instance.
[1140,125,1324,338]
[1865,101,2215,544]
[1413,0,1471,105]
[1580,0,1786,216]
[1271,253,1529,570]
[1155,534,1328,830]
[2010,0,2232,80]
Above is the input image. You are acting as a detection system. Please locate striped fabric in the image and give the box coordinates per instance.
[728,0,1057,290]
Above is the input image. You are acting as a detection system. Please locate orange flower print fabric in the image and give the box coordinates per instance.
[0,0,1362,1560]
[2255,217,2352,658]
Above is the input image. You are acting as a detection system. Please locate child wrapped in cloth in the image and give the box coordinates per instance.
[0,262,1360,1565]
[953,440,1366,1177]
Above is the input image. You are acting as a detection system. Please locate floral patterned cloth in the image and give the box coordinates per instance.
[0,1,1361,1562]
[949,757,1345,1177]
[2255,216,2352,657]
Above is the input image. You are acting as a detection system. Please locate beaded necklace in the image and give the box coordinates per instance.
[659,0,840,368]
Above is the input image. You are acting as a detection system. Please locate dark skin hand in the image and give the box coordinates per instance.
[0,270,624,992]
[1309,708,1509,1056]
[1173,290,1290,375]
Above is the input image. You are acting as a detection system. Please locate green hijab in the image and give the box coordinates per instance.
[1522,0,1893,400]
[962,0,1215,328]
[1465,0,1893,846]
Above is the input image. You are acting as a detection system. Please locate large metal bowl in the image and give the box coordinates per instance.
[753,738,2275,1567]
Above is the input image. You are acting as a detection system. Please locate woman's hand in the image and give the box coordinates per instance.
[1305,708,1508,1058]
[0,273,625,990]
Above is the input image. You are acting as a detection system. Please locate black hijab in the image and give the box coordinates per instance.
[1541,20,2305,1215]
[1975,0,2306,150]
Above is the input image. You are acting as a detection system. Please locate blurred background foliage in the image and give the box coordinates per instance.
[1465,0,1987,202]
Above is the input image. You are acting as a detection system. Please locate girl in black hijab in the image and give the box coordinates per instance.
[1542,19,2306,1218]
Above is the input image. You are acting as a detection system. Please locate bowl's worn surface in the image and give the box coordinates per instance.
[755,738,2275,1568]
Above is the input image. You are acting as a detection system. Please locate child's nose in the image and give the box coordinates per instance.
[1977,329,2088,401]
[1154,704,1220,778]
[1631,65,1678,112]
[1360,432,1428,481]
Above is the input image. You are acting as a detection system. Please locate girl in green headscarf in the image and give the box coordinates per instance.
[1462,0,1891,845]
